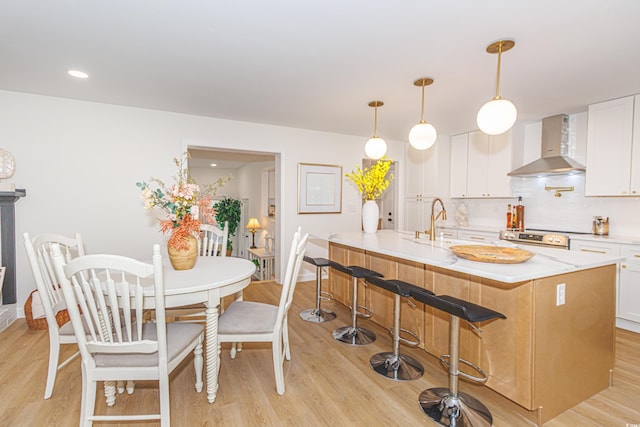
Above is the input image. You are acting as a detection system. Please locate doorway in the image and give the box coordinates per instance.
[187,147,280,275]
[362,159,398,230]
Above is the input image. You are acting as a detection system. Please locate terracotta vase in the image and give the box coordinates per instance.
[167,234,198,270]
[362,200,379,234]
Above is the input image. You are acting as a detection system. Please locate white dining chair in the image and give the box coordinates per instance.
[217,227,309,395]
[23,232,86,399]
[50,243,204,427]
[168,222,229,323]
[24,232,135,404]
[197,222,228,257]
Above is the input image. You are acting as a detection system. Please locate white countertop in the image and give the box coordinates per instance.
[327,230,623,284]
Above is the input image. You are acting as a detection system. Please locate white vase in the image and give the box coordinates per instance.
[362,200,379,233]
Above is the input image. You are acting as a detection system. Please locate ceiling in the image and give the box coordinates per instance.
[2,1,640,154]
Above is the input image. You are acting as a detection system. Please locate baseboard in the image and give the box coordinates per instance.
[616,318,640,334]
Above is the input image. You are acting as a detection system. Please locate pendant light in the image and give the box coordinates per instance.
[476,40,517,135]
[409,77,437,150]
[364,100,387,159]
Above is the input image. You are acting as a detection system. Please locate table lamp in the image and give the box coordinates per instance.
[246,217,261,248]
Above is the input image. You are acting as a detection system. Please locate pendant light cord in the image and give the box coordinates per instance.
[420,83,426,123]
[373,104,379,137]
[495,42,503,100]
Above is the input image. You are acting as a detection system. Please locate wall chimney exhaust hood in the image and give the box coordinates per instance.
[508,114,585,177]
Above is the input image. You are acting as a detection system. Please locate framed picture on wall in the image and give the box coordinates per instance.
[298,163,342,214]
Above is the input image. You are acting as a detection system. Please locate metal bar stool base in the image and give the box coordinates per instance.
[332,326,376,345]
[419,388,493,427]
[300,308,336,323]
[370,352,424,381]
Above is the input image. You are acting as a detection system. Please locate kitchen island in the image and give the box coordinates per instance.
[327,230,622,424]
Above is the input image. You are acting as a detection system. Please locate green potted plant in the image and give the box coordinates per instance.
[214,197,242,255]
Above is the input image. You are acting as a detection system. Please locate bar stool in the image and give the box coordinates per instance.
[300,256,336,323]
[328,260,382,345]
[410,287,506,427]
[365,276,429,381]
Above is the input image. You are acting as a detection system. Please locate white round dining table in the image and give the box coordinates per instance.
[158,256,255,403]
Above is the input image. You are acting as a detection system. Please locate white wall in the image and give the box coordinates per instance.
[0,90,405,312]
[189,166,239,199]
[238,161,276,250]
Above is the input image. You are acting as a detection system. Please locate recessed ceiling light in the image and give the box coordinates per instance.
[210,163,217,167]
[67,69,89,79]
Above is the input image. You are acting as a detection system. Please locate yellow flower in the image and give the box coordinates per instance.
[346,156,394,201]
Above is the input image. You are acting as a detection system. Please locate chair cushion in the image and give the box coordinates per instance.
[93,322,203,367]
[218,301,278,335]
[58,320,75,336]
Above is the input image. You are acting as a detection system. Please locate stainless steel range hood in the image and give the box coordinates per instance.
[508,114,585,177]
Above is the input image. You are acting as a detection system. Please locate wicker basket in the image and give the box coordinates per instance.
[24,290,70,331]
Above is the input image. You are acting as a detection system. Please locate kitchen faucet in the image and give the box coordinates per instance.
[427,198,447,241]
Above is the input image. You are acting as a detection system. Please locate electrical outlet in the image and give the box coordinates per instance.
[556,283,566,306]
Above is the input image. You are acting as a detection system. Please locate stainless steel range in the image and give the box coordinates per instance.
[499,229,570,249]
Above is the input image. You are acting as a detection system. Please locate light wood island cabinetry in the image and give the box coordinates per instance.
[327,232,618,424]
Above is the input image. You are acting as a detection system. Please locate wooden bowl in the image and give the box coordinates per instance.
[449,245,534,264]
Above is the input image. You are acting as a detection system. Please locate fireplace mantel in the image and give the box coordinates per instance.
[0,189,26,304]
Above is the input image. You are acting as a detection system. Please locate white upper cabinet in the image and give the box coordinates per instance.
[449,133,469,197]
[586,95,639,196]
[405,142,438,231]
[450,130,512,198]
[405,142,439,198]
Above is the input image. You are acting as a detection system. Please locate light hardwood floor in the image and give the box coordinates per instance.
[1,279,639,426]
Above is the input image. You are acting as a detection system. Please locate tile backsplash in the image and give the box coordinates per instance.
[445,174,640,237]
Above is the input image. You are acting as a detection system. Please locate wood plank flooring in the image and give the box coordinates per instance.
[1,279,639,426]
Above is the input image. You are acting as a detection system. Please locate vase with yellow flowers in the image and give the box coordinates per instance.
[346,156,394,233]
[137,152,231,270]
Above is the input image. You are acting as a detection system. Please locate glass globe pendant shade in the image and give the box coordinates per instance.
[409,122,437,150]
[365,136,387,160]
[476,98,517,135]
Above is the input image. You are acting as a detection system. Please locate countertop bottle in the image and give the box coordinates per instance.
[515,197,525,231]
[506,204,512,229]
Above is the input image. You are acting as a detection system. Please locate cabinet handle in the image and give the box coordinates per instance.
[633,190,637,194]
[622,265,627,269]
[580,248,607,254]
[469,236,485,241]
[634,254,640,258]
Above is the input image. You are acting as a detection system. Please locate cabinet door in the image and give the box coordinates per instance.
[466,131,490,197]
[570,240,620,256]
[486,131,512,197]
[422,143,439,196]
[406,143,439,198]
[406,145,426,197]
[619,245,640,323]
[449,133,469,197]
[586,96,635,196]
[630,94,640,195]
